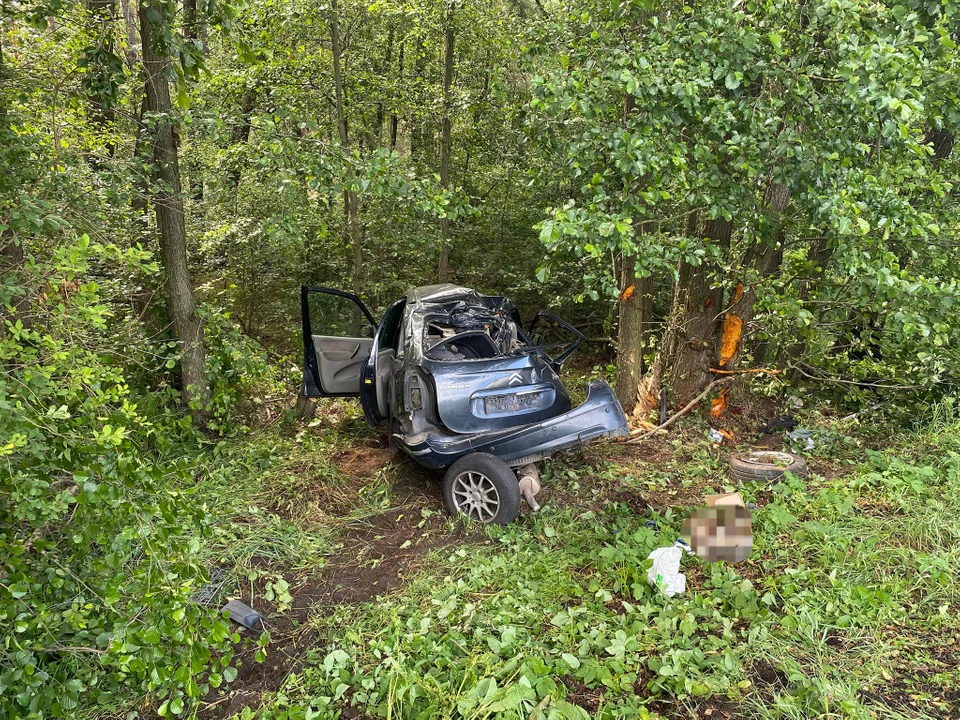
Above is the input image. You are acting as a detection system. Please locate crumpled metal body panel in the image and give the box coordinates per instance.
[395,380,629,469]
[373,284,628,468]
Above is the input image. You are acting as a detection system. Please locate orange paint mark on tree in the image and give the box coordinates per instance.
[619,284,636,302]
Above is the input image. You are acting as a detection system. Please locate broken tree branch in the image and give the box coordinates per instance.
[624,377,732,445]
[710,367,781,376]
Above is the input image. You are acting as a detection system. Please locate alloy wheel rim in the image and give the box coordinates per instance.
[451,471,500,522]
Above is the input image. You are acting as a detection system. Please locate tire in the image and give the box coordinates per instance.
[443,453,521,525]
[728,450,808,483]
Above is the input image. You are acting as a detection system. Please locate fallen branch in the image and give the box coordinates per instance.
[710,367,781,376]
[624,378,731,445]
[790,362,927,390]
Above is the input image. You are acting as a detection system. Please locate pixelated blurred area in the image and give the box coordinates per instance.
[682,505,753,562]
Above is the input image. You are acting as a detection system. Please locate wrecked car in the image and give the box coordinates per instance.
[301,284,628,524]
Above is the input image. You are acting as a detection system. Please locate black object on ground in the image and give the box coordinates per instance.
[728,451,809,482]
[759,415,798,435]
[221,600,263,630]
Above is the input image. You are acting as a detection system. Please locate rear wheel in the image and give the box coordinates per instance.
[443,453,521,525]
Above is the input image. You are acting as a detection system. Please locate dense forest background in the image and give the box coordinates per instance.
[1,0,958,716]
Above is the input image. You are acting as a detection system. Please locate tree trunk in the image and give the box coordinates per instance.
[183,0,199,41]
[637,214,732,415]
[719,178,789,370]
[389,41,403,151]
[330,0,362,295]
[85,0,117,161]
[376,26,393,146]
[926,128,954,161]
[227,87,257,188]
[437,0,455,283]
[615,257,653,409]
[140,2,210,426]
[120,0,139,68]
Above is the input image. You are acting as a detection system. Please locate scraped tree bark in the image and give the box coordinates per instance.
[719,177,790,371]
[330,0,362,295]
[437,0,455,283]
[139,2,210,425]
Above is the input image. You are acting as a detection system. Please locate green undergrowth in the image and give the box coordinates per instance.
[238,419,960,720]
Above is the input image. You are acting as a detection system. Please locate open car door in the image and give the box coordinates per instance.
[301,286,376,397]
[526,310,586,370]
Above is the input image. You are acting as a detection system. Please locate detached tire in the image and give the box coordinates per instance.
[443,453,521,525]
[728,451,808,483]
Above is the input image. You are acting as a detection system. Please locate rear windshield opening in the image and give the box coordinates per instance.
[421,300,525,361]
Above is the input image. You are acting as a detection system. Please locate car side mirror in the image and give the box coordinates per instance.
[360,322,376,339]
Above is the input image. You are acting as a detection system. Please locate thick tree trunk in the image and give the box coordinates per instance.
[615,257,653,409]
[330,0,362,295]
[637,214,731,415]
[720,178,789,370]
[140,3,210,426]
[437,0,455,283]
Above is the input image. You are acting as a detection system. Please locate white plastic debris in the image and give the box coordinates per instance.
[646,546,686,597]
[708,429,724,443]
[788,428,816,449]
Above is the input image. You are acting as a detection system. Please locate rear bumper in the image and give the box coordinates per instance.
[395,380,628,469]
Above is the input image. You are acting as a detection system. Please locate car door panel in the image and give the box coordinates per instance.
[313,337,374,394]
[301,286,376,398]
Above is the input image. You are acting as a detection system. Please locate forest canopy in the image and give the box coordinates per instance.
[1,0,958,716]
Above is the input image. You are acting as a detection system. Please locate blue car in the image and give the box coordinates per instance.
[301,284,628,523]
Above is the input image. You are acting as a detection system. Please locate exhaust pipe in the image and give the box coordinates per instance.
[517,463,542,512]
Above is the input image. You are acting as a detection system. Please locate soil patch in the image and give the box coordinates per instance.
[333,440,393,480]
[560,675,603,715]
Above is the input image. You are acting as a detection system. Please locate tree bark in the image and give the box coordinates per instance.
[1,11,32,330]
[120,0,139,68]
[183,0,199,41]
[389,41,403,150]
[637,214,732,415]
[227,86,257,188]
[139,2,210,426]
[719,178,789,370]
[437,0,455,283]
[85,0,117,161]
[330,0,362,295]
[615,258,653,409]
[376,26,393,146]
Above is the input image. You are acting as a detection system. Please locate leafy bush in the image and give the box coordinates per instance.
[0,235,237,717]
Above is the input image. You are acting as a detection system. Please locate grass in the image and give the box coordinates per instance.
[191,403,960,720]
